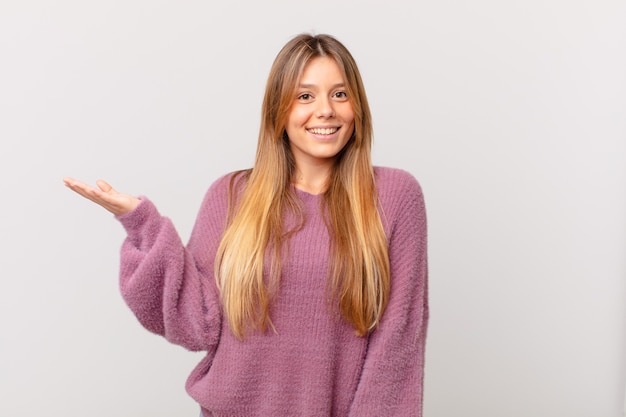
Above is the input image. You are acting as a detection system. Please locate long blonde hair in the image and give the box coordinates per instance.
[215,34,390,339]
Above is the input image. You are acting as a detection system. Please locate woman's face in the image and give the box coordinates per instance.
[285,56,355,170]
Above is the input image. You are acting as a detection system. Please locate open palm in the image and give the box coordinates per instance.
[63,177,140,216]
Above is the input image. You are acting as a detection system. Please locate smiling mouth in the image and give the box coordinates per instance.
[307,127,339,135]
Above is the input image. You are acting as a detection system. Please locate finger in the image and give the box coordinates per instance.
[96,179,113,193]
[63,177,82,188]
[64,178,110,205]
[64,177,95,196]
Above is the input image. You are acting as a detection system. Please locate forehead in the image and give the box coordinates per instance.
[298,56,345,84]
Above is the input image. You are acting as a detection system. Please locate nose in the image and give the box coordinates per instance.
[316,96,335,118]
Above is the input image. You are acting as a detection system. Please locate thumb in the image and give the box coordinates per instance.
[96,179,113,193]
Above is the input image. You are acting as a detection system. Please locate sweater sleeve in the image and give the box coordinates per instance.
[348,173,429,416]
[115,177,230,352]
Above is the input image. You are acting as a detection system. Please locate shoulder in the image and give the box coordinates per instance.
[204,170,250,200]
[374,166,423,200]
[195,170,250,222]
[374,166,426,234]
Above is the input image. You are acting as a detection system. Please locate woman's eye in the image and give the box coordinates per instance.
[298,93,312,101]
[334,91,348,100]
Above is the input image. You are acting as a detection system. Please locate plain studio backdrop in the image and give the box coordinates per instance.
[1,1,625,416]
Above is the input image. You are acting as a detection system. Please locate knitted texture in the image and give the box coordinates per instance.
[116,166,428,417]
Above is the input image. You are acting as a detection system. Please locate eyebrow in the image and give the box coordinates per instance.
[298,83,346,89]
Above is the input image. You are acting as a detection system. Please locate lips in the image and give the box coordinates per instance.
[307,127,339,135]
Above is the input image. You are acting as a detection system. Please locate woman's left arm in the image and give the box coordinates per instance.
[348,175,429,417]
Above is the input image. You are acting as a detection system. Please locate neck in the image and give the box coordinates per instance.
[292,161,333,195]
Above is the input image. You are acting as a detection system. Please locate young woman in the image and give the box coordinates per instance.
[64,33,428,417]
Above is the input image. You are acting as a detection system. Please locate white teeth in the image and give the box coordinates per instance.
[309,127,338,135]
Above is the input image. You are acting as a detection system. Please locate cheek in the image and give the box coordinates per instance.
[339,103,355,123]
[287,107,310,128]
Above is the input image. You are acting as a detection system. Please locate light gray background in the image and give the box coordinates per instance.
[1,1,625,416]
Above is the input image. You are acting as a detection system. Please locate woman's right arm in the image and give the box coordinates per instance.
[64,177,226,352]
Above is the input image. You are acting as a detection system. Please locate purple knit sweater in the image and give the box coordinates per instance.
[116,166,428,417]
